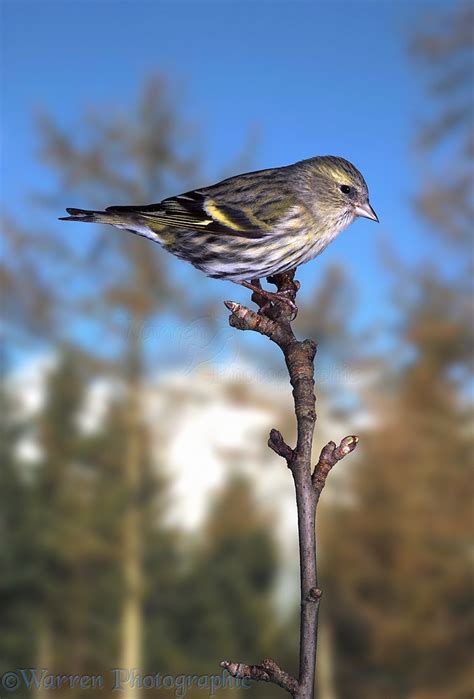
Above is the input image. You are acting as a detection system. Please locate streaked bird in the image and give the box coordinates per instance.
[60,155,378,310]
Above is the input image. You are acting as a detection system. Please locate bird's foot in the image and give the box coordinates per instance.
[239,273,299,320]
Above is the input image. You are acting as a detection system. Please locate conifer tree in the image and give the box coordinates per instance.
[321,4,473,697]
[160,476,279,697]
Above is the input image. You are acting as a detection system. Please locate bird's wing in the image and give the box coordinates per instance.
[106,188,274,240]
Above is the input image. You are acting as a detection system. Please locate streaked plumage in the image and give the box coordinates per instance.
[60,155,378,283]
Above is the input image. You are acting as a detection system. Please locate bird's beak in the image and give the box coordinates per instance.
[354,201,379,222]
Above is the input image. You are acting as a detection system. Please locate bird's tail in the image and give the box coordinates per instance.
[59,207,163,246]
[59,207,129,226]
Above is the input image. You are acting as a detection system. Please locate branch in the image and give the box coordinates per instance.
[312,435,359,494]
[221,270,358,699]
[220,658,299,695]
[268,428,295,464]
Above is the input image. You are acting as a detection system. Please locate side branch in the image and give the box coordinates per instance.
[224,300,293,348]
[268,428,295,464]
[312,435,359,494]
[220,659,299,696]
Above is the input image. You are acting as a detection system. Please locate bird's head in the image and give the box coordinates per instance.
[298,155,378,230]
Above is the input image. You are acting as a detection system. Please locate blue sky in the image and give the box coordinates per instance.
[3,0,434,355]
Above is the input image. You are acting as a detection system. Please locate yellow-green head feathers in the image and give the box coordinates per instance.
[290,156,377,229]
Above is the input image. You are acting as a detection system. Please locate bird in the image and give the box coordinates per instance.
[60,155,378,313]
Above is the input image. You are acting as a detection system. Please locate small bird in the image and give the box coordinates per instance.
[60,155,378,310]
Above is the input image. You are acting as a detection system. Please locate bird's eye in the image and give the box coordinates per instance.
[340,185,352,194]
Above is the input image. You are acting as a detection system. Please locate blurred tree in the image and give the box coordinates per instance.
[2,74,265,693]
[84,388,175,695]
[412,0,473,251]
[33,349,98,691]
[30,76,222,693]
[0,375,38,676]
[147,475,280,697]
[321,3,473,698]
[1,217,68,362]
[322,274,473,699]
[32,76,225,361]
[13,348,174,698]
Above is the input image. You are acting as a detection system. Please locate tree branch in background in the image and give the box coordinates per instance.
[221,270,358,699]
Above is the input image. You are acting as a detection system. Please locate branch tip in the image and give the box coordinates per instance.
[224,300,239,312]
[334,434,359,459]
[219,660,270,682]
[312,434,359,492]
[268,428,295,463]
[220,658,299,695]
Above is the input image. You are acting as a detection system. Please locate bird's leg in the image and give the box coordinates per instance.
[239,279,270,311]
[238,276,299,320]
[266,270,300,319]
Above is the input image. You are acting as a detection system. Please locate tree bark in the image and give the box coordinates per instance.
[220,271,358,699]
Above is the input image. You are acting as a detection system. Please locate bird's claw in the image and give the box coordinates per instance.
[238,274,299,320]
[267,290,298,320]
[253,290,298,320]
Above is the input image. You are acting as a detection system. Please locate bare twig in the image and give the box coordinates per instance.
[220,658,299,695]
[312,435,359,494]
[268,428,295,463]
[221,270,358,699]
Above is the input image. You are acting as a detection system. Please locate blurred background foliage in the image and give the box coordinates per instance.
[1,2,473,699]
